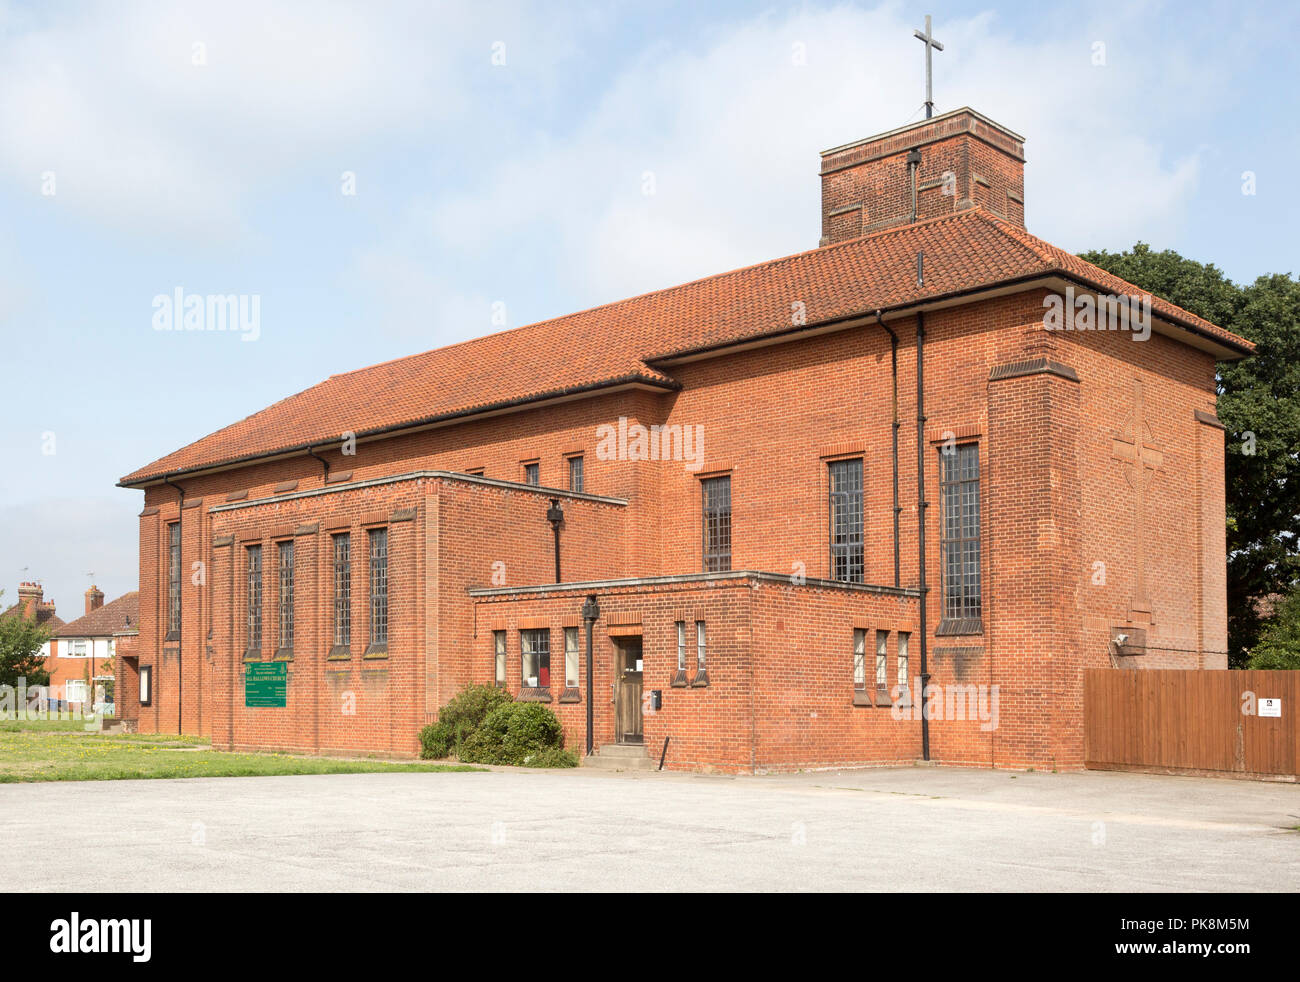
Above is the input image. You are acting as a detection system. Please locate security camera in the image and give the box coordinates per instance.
[1114,633,1129,646]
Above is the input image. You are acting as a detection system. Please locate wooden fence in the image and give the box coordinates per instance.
[1084,669,1299,781]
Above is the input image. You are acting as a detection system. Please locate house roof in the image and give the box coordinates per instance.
[0,602,63,632]
[120,208,1254,487]
[52,592,139,639]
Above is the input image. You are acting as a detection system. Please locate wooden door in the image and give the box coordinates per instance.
[615,639,643,744]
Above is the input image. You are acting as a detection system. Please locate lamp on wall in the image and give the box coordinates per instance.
[581,593,600,756]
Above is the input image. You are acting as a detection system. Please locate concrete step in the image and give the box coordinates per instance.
[581,744,658,771]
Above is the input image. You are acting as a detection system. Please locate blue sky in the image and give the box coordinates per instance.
[1,0,1294,615]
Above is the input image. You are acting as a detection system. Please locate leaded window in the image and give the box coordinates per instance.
[569,456,584,493]
[521,628,550,688]
[332,533,351,648]
[702,476,731,572]
[875,630,888,688]
[166,522,181,638]
[940,444,982,621]
[898,631,910,689]
[829,459,864,583]
[524,462,539,486]
[245,544,262,654]
[368,528,388,648]
[277,540,294,653]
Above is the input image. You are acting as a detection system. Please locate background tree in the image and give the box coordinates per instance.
[0,590,52,689]
[1079,245,1300,665]
[1246,587,1300,669]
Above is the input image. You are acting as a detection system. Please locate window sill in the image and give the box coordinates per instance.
[274,648,294,661]
[327,646,352,661]
[689,671,709,688]
[935,617,983,637]
[670,670,689,688]
[242,650,262,663]
[558,687,581,704]
[363,645,388,659]
[164,631,180,643]
[517,687,552,703]
[874,686,893,708]
[853,689,873,707]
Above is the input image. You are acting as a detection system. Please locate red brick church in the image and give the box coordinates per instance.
[117,106,1253,772]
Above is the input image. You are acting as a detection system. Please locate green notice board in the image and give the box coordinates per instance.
[245,661,288,708]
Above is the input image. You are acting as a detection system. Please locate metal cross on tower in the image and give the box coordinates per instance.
[913,14,944,119]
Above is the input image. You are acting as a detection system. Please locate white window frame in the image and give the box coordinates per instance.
[676,621,686,672]
[695,621,707,672]
[853,628,866,689]
[875,630,888,688]
[898,632,910,688]
[493,630,507,687]
[564,626,580,688]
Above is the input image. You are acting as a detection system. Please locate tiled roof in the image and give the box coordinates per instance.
[0,602,63,632]
[121,208,1254,486]
[52,592,139,639]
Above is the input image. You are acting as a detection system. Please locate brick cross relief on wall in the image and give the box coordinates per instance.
[1111,379,1164,620]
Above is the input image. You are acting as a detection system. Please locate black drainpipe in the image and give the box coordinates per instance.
[162,474,184,736]
[581,593,600,756]
[875,310,901,588]
[546,499,564,583]
[915,309,931,762]
[307,445,330,482]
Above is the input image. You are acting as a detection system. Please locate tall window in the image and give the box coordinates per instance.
[568,456,584,493]
[277,540,294,654]
[829,459,864,583]
[521,628,550,688]
[332,533,351,649]
[875,630,889,688]
[702,476,731,572]
[564,626,580,688]
[524,462,540,486]
[245,544,262,655]
[166,521,181,638]
[853,628,867,690]
[368,528,388,649]
[139,665,152,707]
[898,631,910,688]
[493,630,507,687]
[676,621,687,673]
[695,621,707,674]
[940,444,982,622]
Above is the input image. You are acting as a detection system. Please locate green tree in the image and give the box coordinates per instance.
[0,591,52,689]
[1246,588,1300,670]
[1079,245,1300,665]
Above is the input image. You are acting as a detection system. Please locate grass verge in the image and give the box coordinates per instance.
[0,718,483,782]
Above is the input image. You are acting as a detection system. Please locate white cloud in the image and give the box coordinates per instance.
[0,0,550,237]
[410,3,1226,314]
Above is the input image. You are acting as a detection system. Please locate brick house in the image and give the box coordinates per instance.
[0,582,64,661]
[47,587,138,710]
[117,108,1253,772]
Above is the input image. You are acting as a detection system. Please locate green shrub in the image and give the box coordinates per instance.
[419,684,513,759]
[457,702,571,766]
[522,746,579,768]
